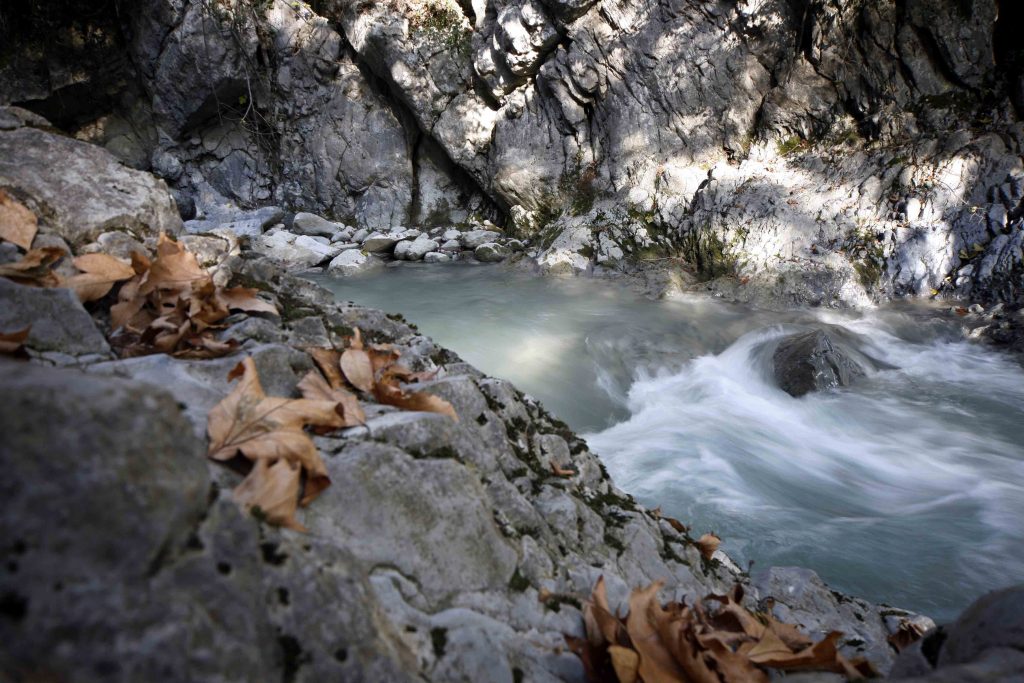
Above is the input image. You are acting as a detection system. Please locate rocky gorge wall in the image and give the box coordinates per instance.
[2,0,1022,307]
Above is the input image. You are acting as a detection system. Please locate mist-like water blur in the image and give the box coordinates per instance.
[316,264,1024,621]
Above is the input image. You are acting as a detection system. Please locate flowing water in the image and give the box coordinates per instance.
[316,263,1024,621]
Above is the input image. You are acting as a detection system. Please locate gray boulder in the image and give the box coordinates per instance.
[461,230,500,250]
[184,205,284,238]
[292,212,342,238]
[0,278,110,356]
[474,242,510,263]
[0,124,182,248]
[0,359,418,682]
[891,586,1024,682]
[253,231,339,270]
[327,249,382,275]
[940,585,1024,667]
[361,232,399,253]
[394,235,439,261]
[772,330,867,397]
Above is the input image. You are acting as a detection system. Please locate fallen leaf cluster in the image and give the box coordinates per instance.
[304,328,458,421]
[207,357,348,531]
[206,331,458,530]
[109,233,276,358]
[0,221,277,358]
[570,578,877,683]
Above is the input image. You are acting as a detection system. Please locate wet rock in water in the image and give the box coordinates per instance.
[772,330,866,397]
[327,249,381,275]
[474,242,510,263]
[939,585,1024,667]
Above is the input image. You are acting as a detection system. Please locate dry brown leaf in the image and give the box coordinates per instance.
[607,645,640,683]
[746,625,793,663]
[309,347,344,389]
[575,579,870,683]
[140,232,208,295]
[651,602,720,683]
[375,380,459,421]
[219,286,278,315]
[702,636,770,683]
[626,581,688,683]
[340,345,375,392]
[0,326,30,356]
[888,619,927,652]
[665,517,688,534]
[750,629,850,673]
[297,369,366,427]
[66,253,135,302]
[587,576,629,647]
[233,457,306,532]
[0,246,65,287]
[207,357,344,513]
[0,190,37,250]
[551,462,577,477]
[696,533,721,561]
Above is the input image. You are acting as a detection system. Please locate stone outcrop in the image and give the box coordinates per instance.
[0,109,182,248]
[2,0,1022,307]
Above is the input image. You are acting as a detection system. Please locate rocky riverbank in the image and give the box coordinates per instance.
[2,106,1024,682]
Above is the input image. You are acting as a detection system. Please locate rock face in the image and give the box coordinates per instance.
[772,329,867,397]
[3,0,1021,305]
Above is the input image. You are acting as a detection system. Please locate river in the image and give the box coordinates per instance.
[314,263,1024,622]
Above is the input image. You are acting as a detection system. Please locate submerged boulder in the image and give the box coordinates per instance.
[772,329,866,397]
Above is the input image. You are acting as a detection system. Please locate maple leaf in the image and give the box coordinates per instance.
[0,326,30,357]
[0,246,65,287]
[551,462,577,477]
[0,190,38,250]
[207,357,344,513]
[696,533,721,561]
[608,646,640,683]
[375,378,459,421]
[66,253,135,302]
[625,581,688,682]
